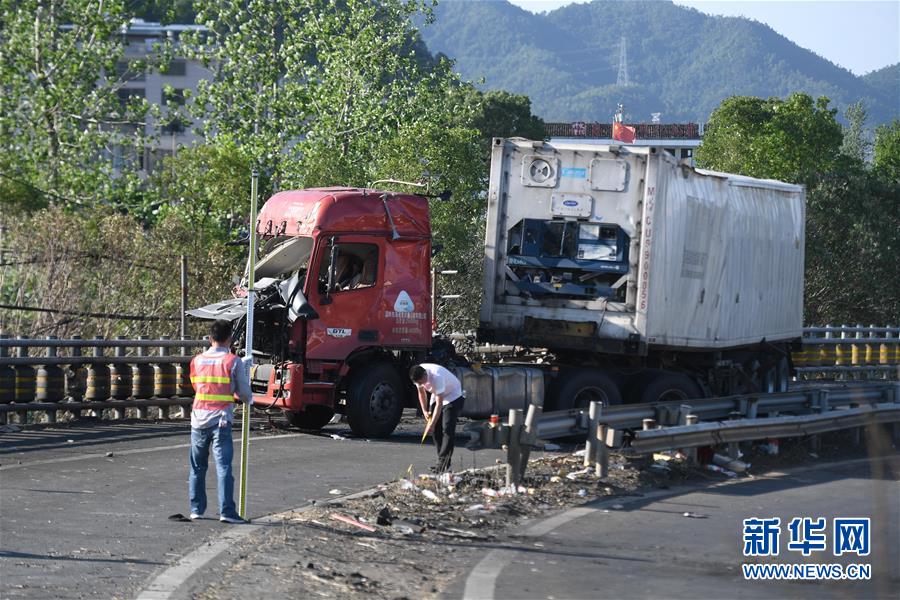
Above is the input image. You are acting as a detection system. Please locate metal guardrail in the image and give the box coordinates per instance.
[470,382,900,486]
[0,334,206,424]
[628,403,900,454]
[795,325,900,380]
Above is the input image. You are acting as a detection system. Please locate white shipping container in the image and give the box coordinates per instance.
[480,138,805,353]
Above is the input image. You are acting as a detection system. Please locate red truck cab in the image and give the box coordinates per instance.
[193,188,433,437]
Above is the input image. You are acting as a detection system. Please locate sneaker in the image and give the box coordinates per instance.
[189,513,202,521]
[219,515,248,524]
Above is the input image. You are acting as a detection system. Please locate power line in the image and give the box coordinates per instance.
[0,303,178,322]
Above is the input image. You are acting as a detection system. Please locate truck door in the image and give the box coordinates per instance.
[306,237,383,360]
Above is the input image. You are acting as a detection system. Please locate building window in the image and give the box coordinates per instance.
[161,117,186,134]
[115,61,145,82]
[164,88,186,106]
[163,59,187,76]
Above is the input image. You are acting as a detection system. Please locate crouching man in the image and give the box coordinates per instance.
[188,319,250,523]
[410,363,465,473]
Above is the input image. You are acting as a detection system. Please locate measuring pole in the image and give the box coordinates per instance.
[238,169,259,520]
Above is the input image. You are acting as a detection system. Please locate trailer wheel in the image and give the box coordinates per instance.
[550,369,622,410]
[638,373,704,404]
[346,362,404,438]
[284,406,335,430]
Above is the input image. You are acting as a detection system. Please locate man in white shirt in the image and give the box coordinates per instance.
[410,363,465,473]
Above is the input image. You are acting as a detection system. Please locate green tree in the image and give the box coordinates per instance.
[805,161,900,324]
[697,92,898,324]
[0,0,163,209]
[839,101,871,163]
[464,88,546,145]
[873,120,900,182]
[696,93,843,186]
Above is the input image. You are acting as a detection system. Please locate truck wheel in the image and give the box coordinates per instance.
[638,373,703,404]
[551,369,622,410]
[284,407,334,430]
[346,363,404,438]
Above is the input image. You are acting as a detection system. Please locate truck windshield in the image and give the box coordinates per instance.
[254,236,313,280]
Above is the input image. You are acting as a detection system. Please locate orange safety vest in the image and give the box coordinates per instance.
[190,351,238,411]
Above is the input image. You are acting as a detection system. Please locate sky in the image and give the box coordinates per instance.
[506,0,900,75]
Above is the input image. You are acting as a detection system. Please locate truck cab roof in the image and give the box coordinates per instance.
[256,188,431,239]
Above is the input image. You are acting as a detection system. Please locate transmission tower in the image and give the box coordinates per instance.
[616,36,629,86]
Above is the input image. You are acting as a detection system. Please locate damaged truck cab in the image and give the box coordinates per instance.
[194,188,433,437]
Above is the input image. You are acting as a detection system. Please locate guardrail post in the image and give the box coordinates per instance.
[865,324,876,377]
[584,401,600,468]
[595,404,609,479]
[852,324,863,379]
[642,418,655,431]
[821,324,834,375]
[505,408,523,487]
[69,335,84,407]
[517,399,542,481]
[157,337,170,421]
[684,414,699,464]
[135,337,148,419]
[42,339,58,424]
[178,338,190,418]
[112,341,127,419]
[15,336,34,424]
[727,411,741,459]
[506,408,524,488]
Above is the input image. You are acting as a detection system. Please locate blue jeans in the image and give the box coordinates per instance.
[189,424,238,518]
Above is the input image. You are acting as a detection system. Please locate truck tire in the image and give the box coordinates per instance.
[638,373,703,404]
[346,362,405,438]
[284,407,334,430]
[550,369,622,410]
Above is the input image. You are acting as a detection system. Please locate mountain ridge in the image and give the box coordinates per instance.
[421,0,898,124]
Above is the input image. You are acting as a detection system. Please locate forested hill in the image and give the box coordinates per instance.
[420,0,898,124]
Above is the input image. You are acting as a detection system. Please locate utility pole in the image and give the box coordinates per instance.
[179,255,188,340]
[616,36,630,86]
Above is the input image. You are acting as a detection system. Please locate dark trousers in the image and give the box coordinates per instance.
[432,397,464,473]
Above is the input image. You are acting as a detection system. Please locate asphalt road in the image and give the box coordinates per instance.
[0,413,501,600]
[455,456,899,600]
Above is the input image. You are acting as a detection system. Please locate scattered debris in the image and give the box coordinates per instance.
[330,433,347,440]
[565,467,592,480]
[759,440,780,455]
[706,464,737,477]
[577,489,587,497]
[712,453,750,473]
[328,489,342,495]
[331,512,377,532]
[105,452,114,457]
[682,512,708,519]
[420,489,440,502]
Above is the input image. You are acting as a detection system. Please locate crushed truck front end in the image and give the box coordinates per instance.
[191,187,433,436]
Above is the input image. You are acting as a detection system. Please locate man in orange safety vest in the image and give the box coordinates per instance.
[188,319,251,523]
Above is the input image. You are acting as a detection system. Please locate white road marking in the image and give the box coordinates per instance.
[0,433,307,471]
